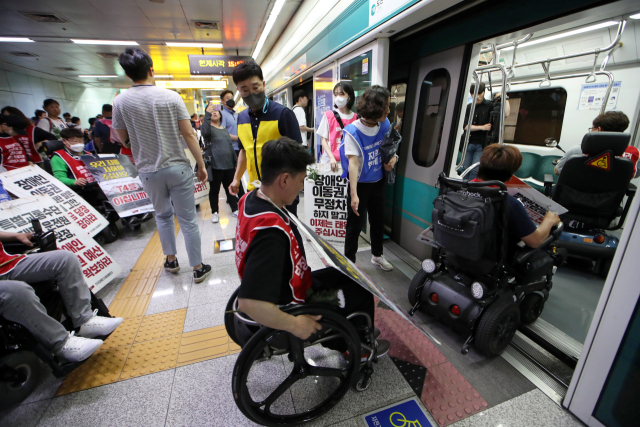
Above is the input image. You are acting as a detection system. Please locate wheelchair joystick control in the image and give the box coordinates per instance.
[32,219,43,234]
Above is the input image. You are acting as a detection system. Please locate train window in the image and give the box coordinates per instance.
[413,68,450,167]
[339,50,373,113]
[389,83,407,132]
[506,88,567,146]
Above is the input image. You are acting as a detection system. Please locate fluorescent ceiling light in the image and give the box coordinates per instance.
[166,42,223,48]
[501,21,619,51]
[190,75,222,79]
[0,37,34,43]
[78,75,118,78]
[156,80,227,89]
[72,39,137,45]
[154,75,173,78]
[252,0,286,60]
[630,12,640,19]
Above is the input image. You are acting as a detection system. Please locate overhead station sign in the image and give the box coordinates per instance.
[188,55,249,75]
[156,80,228,89]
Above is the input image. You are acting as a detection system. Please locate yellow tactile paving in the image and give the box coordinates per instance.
[134,309,187,343]
[176,326,241,367]
[101,317,143,350]
[56,345,131,396]
[108,294,152,319]
[120,335,182,380]
[132,255,166,271]
[114,275,159,300]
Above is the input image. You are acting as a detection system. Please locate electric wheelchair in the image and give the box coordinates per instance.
[224,283,383,427]
[408,173,566,357]
[0,220,113,407]
[40,140,153,244]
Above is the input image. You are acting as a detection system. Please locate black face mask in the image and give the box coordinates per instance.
[226,99,236,109]
[242,91,267,111]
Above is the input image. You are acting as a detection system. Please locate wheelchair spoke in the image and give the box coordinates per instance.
[261,373,300,412]
[307,365,347,378]
[288,333,306,366]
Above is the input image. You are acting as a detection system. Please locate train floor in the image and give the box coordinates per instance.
[0,191,585,427]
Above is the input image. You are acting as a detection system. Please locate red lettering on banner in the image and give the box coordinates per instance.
[60,238,86,253]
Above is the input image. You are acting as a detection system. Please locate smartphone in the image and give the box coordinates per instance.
[211,104,222,111]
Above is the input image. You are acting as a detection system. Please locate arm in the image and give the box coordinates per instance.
[237,299,322,340]
[521,212,561,248]
[0,231,34,246]
[200,112,212,139]
[114,129,131,149]
[178,119,207,183]
[321,136,337,163]
[300,125,314,133]
[348,155,360,216]
[51,155,83,186]
[229,149,247,195]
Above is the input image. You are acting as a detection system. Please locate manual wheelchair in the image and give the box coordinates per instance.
[0,221,113,407]
[224,283,383,427]
[408,174,566,357]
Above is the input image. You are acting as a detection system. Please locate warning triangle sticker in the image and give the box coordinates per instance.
[587,152,611,171]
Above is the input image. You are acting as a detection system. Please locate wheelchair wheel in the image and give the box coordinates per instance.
[520,293,545,325]
[408,269,429,307]
[475,297,520,357]
[0,351,41,408]
[232,308,361,426]
[225,287,241,346]
[96,223,118,245]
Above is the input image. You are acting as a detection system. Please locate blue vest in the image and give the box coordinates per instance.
[339,119,389,183]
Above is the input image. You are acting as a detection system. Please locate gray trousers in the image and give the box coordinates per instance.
[0,250,93,353]
[139,163,202,267]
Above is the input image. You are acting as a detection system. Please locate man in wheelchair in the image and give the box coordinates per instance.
[410,144,565,357]
[0,230,123,363]
[235,137,390,359]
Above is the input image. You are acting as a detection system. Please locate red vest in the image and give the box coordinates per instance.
[0,241,25,276]
[0,136,30,170]
[235,192,312,303]
[14,125,43,163]
[53,149,95,183]
[622,146,639,177]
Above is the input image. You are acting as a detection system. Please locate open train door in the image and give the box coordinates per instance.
[391,45,470,260]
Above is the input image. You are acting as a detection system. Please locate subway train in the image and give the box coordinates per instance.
[1,0,639,426]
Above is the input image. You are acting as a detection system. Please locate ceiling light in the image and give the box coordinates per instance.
[156,80,227,89]
[72,39,137,45]
[190,75,222,79]
[166,42,223,48]
[630,13,640,19]
[0,37,34,43]
[501,21,619,51]
[252,0,286,59]
[78,75,118,78]
[154,75,173,78]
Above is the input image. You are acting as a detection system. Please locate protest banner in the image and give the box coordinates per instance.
[304,164,348,245]
[82,154,154,217]
[289,213,441,345]
[0,165,108,237]
[0,196,121,292]
[184,148,211,205]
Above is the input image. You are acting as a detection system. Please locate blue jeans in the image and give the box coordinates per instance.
[139,164,202,267]
[460,143,483,180]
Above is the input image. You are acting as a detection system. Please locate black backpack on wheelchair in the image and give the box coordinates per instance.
[0,221,113,407]
[408,173,565,356]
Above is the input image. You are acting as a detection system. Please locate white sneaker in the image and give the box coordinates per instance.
[211,213,219,223]
[77,309,123,338]
[371,255,393,271]
[56,332,103,363]
[232,210,238,218]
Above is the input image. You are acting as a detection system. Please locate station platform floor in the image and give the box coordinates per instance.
[1,191,586,427]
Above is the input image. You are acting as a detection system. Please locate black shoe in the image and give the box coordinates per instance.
[374,328,381,340]
[193,264,212,283]
[164,257,180,273]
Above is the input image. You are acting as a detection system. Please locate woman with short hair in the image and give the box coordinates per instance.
[340,85,398,270]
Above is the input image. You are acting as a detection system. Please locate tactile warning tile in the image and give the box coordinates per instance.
[421,362,489,426]
[114,275,159,300]
[132,255,166,271]
[391,357,428,397]
[375,306,417,336]
[135,309,187,342]
[101,317,143,350]
[108,294,153,319]
[177,325,241,367]
[120,335,182,380]
[56,345,131,396]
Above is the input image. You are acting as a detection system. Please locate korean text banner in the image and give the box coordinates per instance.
[304,165,348,246]
[82,154,154,218]
[183,149,210,205]
[0,196,121,292]
[0,166,108,237]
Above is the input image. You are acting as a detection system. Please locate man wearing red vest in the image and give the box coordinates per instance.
[235,137,389,359]
[0,230,123,362]
[0,115,31,170]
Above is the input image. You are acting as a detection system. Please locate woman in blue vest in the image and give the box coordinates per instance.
[340,86,398,271]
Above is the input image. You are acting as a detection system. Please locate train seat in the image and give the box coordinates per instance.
[514,152,561,193]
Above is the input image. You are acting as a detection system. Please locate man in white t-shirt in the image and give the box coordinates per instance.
[292,90,313,147]
[37,99,67,139]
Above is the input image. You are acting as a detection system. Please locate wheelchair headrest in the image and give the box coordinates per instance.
[581,132,630,157]
[41,140,65,157]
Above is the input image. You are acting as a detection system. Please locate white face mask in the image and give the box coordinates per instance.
[334,96,348,108]
[70,143,85,152]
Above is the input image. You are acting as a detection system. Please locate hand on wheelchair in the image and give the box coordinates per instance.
[290,314,323,340]
[237,298,323,341]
